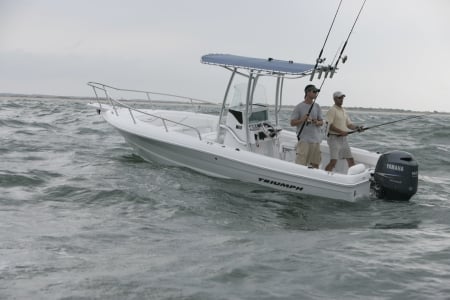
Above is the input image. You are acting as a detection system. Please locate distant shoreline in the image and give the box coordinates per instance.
[0,93,446,114]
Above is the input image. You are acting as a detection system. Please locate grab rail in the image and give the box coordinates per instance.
[87,82,215,108]
[219,125,247,146]
[87,82,217,141]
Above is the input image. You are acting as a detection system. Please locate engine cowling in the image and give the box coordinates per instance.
[372,150,418,201]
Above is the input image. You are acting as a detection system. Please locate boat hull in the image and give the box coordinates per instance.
[102,108,373,202]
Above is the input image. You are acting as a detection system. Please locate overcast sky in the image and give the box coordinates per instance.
[1,0,449,112]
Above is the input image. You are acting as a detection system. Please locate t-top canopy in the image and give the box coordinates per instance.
[201,53,315,75]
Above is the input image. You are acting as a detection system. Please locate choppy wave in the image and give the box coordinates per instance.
[1,97,450,299]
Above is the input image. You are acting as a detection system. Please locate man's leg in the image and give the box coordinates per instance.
[325,159,337,171]
[309,143,321,169]
[295,141,308,165]
[346,158,355,168]
[326,136,339,171]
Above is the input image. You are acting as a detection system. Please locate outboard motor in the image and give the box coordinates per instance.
[372,150,418,201]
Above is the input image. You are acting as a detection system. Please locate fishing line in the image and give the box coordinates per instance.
[331,41,344,66]
[347,112,436,134]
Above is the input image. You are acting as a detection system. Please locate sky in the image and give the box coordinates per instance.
[1,0,450,112]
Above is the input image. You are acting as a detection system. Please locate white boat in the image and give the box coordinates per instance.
[88,53,418,202]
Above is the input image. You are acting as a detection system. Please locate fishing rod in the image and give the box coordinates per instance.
[330,0,367,78]
[296,79,328,141]
[309,0,343,82]
[297,1,344,140]
[347,112,436,134]
[297,0,366,140]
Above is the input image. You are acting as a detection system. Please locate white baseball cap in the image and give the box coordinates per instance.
[333,91,346,98]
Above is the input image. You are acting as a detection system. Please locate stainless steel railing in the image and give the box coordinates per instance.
[87,82,219,141]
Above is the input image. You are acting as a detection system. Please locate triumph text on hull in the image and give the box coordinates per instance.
[88,54,418,202]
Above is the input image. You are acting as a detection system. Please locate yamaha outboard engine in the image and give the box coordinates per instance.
[372,150,418,201]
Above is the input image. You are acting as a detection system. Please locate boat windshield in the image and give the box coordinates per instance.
[230,83,268,108]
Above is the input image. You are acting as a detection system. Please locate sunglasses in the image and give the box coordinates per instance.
[310,89,320,93]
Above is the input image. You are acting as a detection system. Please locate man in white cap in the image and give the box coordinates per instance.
[290,84,324,168]
[325,91,363,172]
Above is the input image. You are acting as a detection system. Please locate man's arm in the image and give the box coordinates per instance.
[290,114,309,126]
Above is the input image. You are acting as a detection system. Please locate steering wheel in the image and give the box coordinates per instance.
[262,122,280,138]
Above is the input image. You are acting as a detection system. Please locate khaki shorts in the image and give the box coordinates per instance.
[295,141,321,166]
[327,135,353,160]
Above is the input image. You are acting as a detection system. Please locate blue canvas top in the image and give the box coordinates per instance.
[201,53,315,75]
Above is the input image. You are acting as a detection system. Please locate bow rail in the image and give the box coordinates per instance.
[87,82,220,141]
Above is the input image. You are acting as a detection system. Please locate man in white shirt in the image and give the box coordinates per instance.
[325,91,363,172]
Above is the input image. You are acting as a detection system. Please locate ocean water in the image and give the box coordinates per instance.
[1,96,450,300]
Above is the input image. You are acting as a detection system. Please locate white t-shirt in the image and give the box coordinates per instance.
[290,102,323,143]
